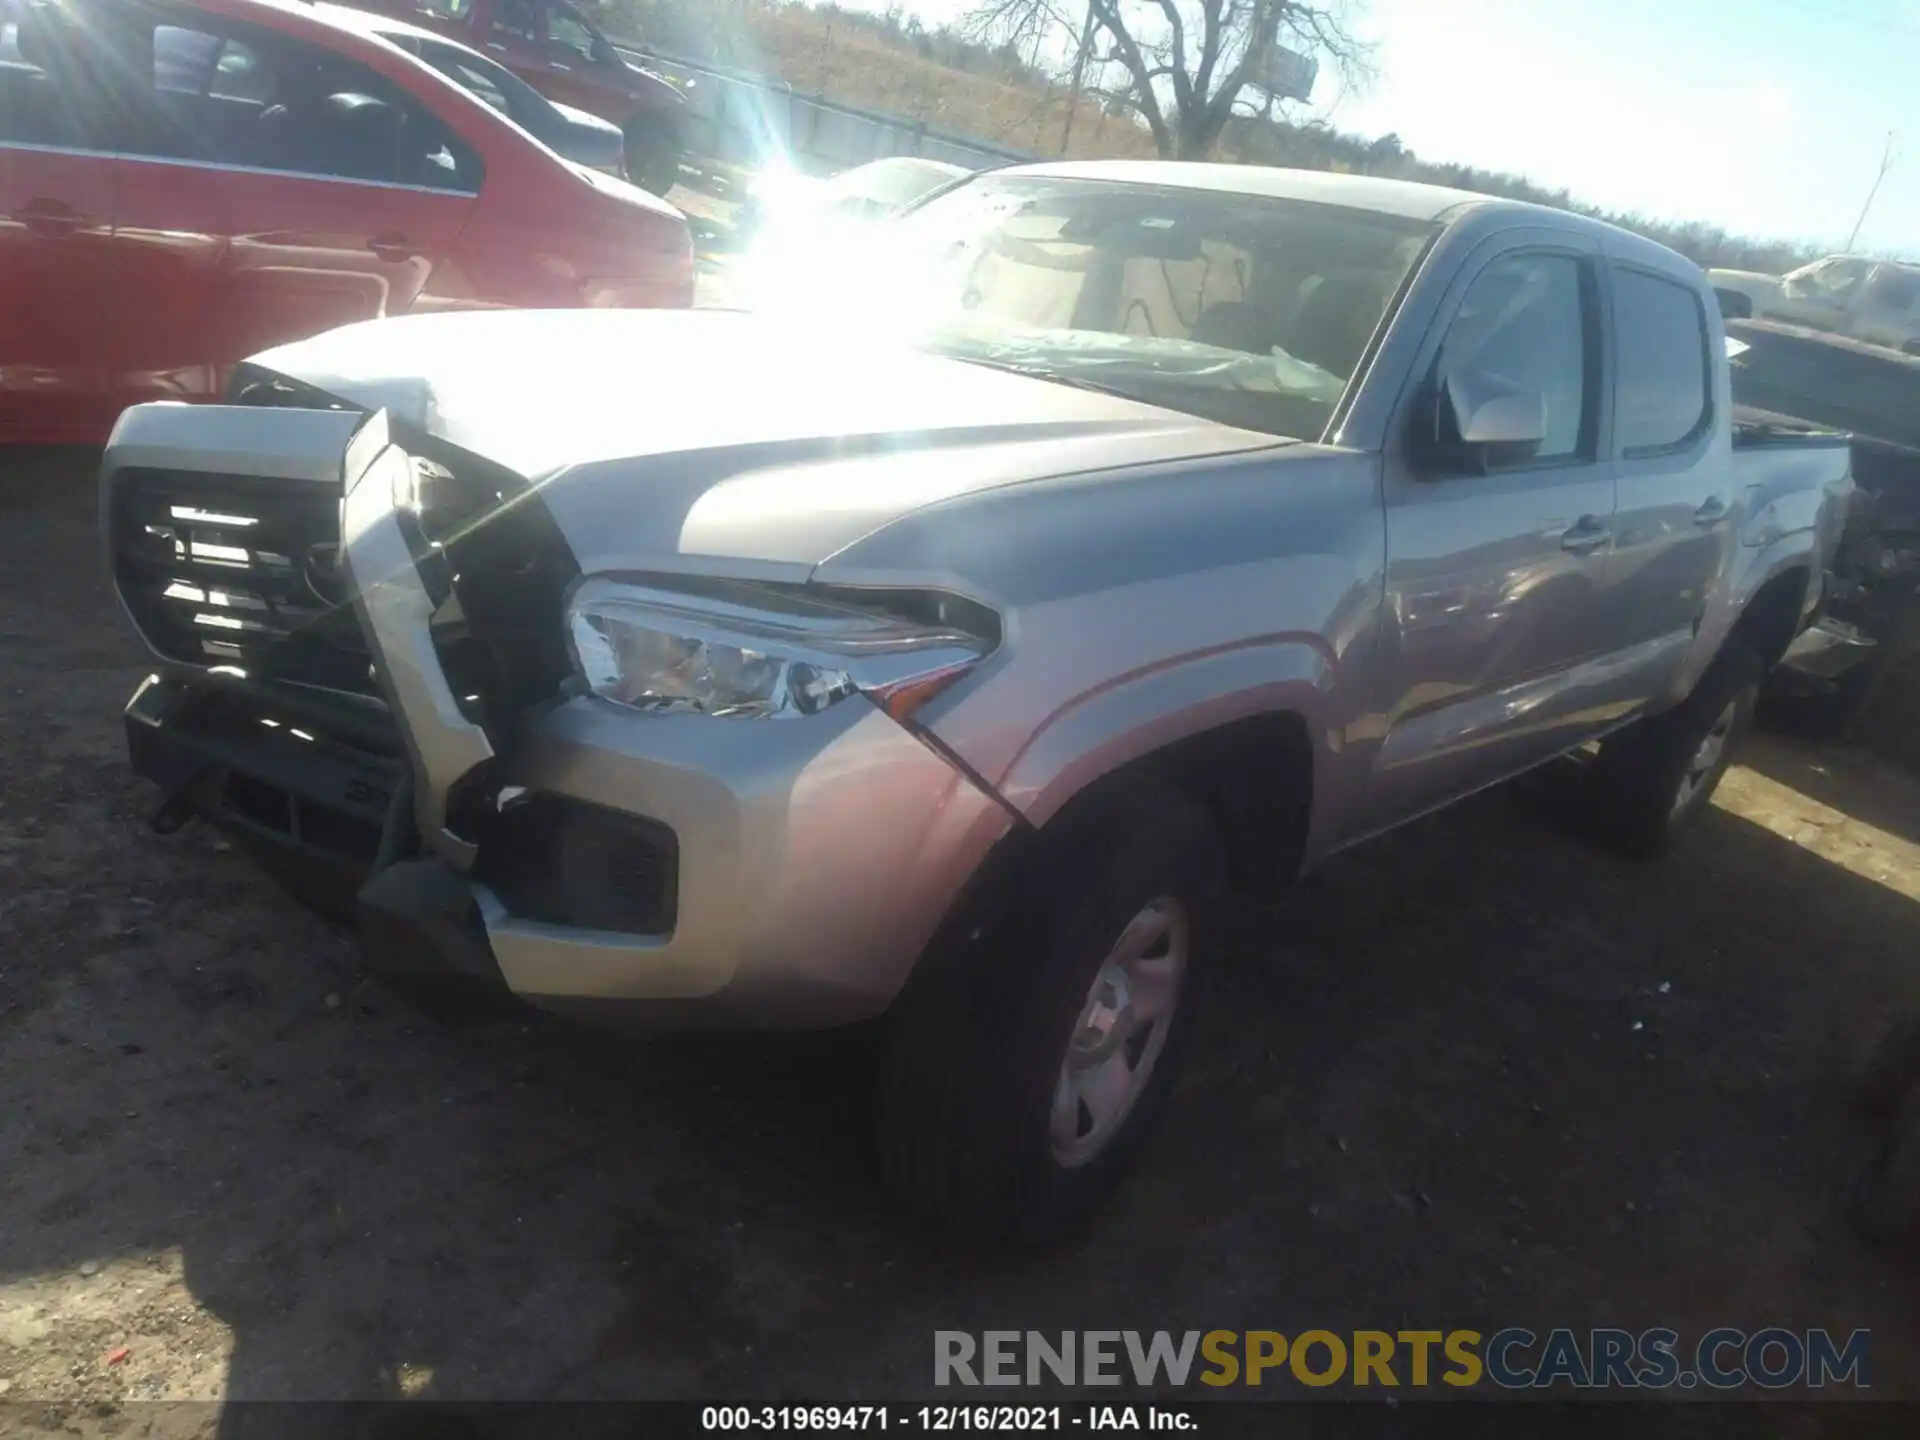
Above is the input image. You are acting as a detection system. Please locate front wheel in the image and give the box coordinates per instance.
[876,784,1222,1244]
[1588,645,1763,858]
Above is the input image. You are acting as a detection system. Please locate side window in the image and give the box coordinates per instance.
[1437,252,1591,464]
[492,0,540,43]
[154,26,269,104]
[1866,267,1920,313]
[1613,268,1711,457]
[446,58,511,116]
[0,10,96,148]
[547,2,609,65]
[123,19,484,196]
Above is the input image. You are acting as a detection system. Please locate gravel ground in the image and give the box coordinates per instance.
[5,443,1920,1431]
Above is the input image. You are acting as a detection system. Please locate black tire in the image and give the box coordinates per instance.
[622,119,680,196]
[876,783,1223,1245]
[1588,645,1764,859]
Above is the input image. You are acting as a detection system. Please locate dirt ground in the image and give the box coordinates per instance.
[6,442,1920,1430]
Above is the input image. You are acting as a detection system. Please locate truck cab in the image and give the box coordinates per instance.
[97,163,1856,1243]
[339,0,685,191]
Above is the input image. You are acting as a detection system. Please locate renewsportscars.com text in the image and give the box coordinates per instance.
[934,1328,1871,1390]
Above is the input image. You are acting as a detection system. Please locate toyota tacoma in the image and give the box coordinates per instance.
[102,162,1854,1240]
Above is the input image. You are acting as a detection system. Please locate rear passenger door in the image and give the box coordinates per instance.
[1602,264,1732,705]
[96,4,482,410]
[1363,235,1618,833]
[0,9,116,442]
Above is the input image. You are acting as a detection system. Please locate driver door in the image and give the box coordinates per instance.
[1359,235,1619,835]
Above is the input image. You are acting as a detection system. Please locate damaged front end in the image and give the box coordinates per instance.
[101,388,1015,1026]
[103,394,582,998]
[1770,436,1920,728]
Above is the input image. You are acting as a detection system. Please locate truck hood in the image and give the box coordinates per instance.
[249,309,1287,574]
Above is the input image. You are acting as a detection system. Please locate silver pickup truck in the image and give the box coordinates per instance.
[102,162,1853,1240]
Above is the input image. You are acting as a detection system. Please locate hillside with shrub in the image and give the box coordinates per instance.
[603,0,1828,274]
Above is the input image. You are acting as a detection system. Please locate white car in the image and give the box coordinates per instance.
[734,156,972,307]
[1709,255,1920,354]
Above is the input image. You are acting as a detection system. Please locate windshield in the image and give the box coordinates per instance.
[399,33,561,135]
[790,176,1435,439]
[825,158,967,213]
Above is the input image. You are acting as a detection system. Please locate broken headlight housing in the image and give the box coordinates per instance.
[565,577,992,721]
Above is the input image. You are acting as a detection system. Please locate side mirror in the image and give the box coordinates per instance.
[1454,380,1547,449]
[1412,371,1547,474]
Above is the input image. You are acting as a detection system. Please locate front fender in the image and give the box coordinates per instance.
[988,636,1336,833]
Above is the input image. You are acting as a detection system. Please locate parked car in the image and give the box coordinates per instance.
[735,155,973,237]
[333,0,685,192]
[0,0,692,446]
[322,3,626,176]
[101,162,1853,1241]
[734,155,973,308]
[1709,254,1920,355]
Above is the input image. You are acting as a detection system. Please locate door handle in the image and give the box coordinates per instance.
[368,233,417,262]
[14,198,85,238]
[1559,517,1611,555]
[1693,495,1729,527]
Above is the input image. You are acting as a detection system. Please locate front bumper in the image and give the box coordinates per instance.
[112,407,1011,1027]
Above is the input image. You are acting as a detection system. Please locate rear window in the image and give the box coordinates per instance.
[1613,268,1712,456]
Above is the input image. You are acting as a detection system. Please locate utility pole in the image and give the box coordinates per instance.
[1058,2,1097,157]
[1845,131,1897,253]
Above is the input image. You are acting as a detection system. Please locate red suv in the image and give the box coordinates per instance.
[337,0,685,192]
[0,0,693,446]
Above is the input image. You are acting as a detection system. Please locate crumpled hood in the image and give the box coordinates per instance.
[248,309,1287,574]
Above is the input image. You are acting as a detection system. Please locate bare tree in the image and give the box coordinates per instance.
[967,0,1372,160]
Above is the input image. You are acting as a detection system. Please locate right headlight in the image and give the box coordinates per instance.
[565,577,994,721]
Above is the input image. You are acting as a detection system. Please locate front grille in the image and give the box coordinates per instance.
[474,794,679,935]
[110,468,376,696]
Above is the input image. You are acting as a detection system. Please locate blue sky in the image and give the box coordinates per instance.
[824,0,1919,255]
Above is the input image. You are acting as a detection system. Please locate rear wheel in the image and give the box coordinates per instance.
[1588,645,1763,858]
[876,783,1222,1244]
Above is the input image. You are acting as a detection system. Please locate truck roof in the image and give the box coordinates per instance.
[1004,160,1704,281]
[1006,161,1535,223]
